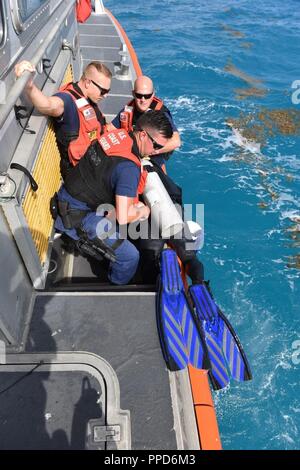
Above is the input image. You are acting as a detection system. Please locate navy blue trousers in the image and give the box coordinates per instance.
[55,186,139,285]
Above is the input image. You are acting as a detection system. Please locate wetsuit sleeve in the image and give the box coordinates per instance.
[163,106,178,132]
[111,111,122,129]
[111,161,140,197]
[53,92,79,132]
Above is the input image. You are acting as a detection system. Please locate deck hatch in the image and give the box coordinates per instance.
[0,352,131,450]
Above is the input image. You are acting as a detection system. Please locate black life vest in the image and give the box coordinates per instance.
[64,129,147,209]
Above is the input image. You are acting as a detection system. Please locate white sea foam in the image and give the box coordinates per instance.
[165,95,215,114]
[177,61,226,76]
[218,154,236,162]
[258,370,275,397]
[236,174,257,189]
[274,153,300,171]
[269,432,296,448]
[225,127,262,154]
[290,407,300,413]
[274,350,293,371]
[276,193,300,211]
[280,209,300,222]
[213,257,225,266]
[184,147,208,155]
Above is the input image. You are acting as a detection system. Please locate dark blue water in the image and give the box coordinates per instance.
[105,0,300,449]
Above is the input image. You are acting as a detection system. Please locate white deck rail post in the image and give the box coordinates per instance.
[94,0,105,15]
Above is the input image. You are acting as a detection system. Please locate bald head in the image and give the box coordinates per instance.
[134,76,154,94]
[133,76,154,112]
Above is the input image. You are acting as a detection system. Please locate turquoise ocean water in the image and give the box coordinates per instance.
[105,0,300,449]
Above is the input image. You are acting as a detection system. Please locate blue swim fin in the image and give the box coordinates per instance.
[189,283,252,390]
[156,249,210,371]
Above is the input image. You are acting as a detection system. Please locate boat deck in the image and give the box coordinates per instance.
[79,13,134,122]
[1,292,180,449]
[0,10,200,450]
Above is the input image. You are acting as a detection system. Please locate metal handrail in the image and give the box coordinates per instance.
[0,0,76,129]
[94,0,105,14]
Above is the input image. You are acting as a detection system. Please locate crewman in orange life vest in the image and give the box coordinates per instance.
[53,110,174,285]
[15,60,112,178]
[108,75,181,167]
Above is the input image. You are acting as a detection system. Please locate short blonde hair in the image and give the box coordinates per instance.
[82,61,112,79]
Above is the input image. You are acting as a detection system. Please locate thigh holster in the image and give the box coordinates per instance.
[50,193,90,230]
[76,228,124,264]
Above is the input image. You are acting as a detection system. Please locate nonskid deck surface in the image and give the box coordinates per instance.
[46,235,155,291]
[0,293,177,450]
[0,11,178,450]
[78,13,133,120]
[0,369,106,450]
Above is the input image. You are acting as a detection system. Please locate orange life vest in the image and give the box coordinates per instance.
[120,96,164,132]
[59,82,105,167]
[99,130,148,201]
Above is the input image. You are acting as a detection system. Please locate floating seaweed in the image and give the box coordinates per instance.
[287,215,300,224]
[226,108,300,267]
[241,42,253,49]
[286,254,300,269]
[234,86,267,100]
[288,233,300,241]
[258,201,269,209]
[285,173,294,182]
[285,224,300,236]
[222,24,246,38]
[224,62,262,86]
[227,108,300,146]
[256,169,268,178]
[224,62,266,100]
[227,115,267,146]
[261,183,279,201]
[258,109,300,136]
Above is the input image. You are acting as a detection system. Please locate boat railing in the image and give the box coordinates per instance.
[94,0,105,15]
[0,0,75,130]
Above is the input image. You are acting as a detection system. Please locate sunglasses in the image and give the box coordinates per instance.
[90,79,110,96]
[134,91,153,100]
[145,130,164,150]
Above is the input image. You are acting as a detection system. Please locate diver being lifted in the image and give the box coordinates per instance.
[157,249,252,390]
[139,201,252,389]
[133,119,252,390]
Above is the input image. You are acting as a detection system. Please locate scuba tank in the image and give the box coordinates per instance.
[142,159,184,238]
